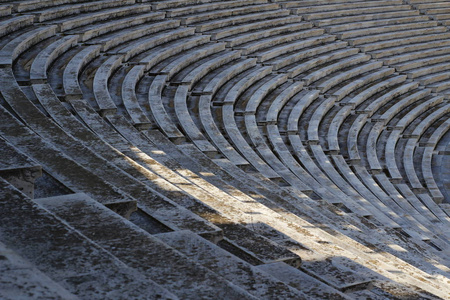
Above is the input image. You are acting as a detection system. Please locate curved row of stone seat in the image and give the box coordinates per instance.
[409,0,450,26]
[52,14,450,298]
[1,0,449,298]
[330,75,450,238]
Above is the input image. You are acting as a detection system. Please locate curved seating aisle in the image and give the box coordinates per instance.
[0,0,449,299]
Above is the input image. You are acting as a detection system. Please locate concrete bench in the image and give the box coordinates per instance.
[177,50,241,86]
[166,0,267,17]
[36,194,255,299]
[121,65,152,129]
[256,35,336,63]
[327,15,431,34]
[236,28,323,56]
[300,54,371,86]
[0,137,42,199]
[0,183,177,299]
[29,35,79,83]
[31,0,135,23]
[361,32,450,53]
[348,26,446,47]
[267,41,347,71]
[362,82,419,117]
[211,15,303,42]
[0,15,34,38]
[266,81,304,124]
[316,61,383,93]
[148,75,185,142]
[174,85,217,153]
[63,45,102,100]
[343,75,407,109]
[138,35,210,71]
[92,54,122,114]
[194,10,290,32]
[0,25,57,67]
[339,20,438,40]
[181,3,279,25]
[157,230,307,299]
[52,4,153,32]
[332,68,395,102]
[70,12,165,42]
[157,43,226,81]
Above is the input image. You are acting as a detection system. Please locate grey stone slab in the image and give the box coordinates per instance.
[121,65,152,128]
[157,230,308,299]
[63,45,102,100]
[30,35,79,83]
[71,12,165,42]
[0,242,79,300]
[54,4,153,32]
[32,0,135,22]
[0,15,34,39]
[0,26,57,67]
[36,193,257,300]
[257,262,351,300]
[0,180,178,300]
[92,55,122,115]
